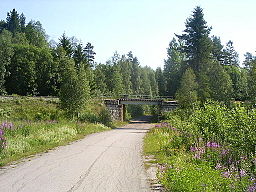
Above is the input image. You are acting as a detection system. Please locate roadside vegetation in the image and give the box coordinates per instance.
[144,101,256,191]
[0,96,113,167]
[144,6,256,192]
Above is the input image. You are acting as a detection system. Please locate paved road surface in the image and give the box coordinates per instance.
[0,116,154,192]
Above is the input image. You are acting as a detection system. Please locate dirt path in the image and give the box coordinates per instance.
[0,116,154,192]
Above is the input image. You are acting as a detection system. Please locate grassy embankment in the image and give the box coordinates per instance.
[0,96,121,167]
[144,101,256,192]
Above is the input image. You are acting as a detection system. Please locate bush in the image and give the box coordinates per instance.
[145,101,256,191]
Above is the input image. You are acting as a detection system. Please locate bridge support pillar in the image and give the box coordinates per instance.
[104,99,124,121]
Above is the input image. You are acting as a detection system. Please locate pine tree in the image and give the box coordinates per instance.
[84,42,96,67]
[223,41,239,66]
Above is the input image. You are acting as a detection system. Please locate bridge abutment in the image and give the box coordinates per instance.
[104,99,124,121]
[104,98,178,121]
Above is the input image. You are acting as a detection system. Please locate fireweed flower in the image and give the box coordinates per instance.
[206,141,220,148]
[222,170,231,178]
[215,163,222,170]
[221,149,229,156]
[161,122,169,127]
[0,128,6,150]
[1,121,14,130]
[248,183,256,192]
[240,169,247,177]
[190,146,196,152]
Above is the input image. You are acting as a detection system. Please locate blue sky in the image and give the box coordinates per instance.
[1,0,256,69]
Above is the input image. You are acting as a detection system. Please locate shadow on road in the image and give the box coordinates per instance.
[114,116,153,131]
[129,115,153,124]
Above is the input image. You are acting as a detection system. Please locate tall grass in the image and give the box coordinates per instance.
[0,96,112,167]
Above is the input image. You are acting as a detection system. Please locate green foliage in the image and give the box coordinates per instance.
[164,38,185,97]
[0,97,63,121]
[155,67,166,96]
[176,68,198,108]
[127,105,144,118]
[209,62,233,102]
[0,29,13,94]
[59,59,90,118]
[25,21,48,47]
[223,41,239,67]
[144,106,255,192]
[79,106,112,127]
[5,44,38,95]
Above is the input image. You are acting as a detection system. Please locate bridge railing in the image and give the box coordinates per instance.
[100,94,174,100]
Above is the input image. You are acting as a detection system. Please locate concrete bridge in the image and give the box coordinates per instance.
[104,96,178,121]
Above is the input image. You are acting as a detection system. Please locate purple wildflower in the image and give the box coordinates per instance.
[240,169,247,177]
[0,121,14,130]
[206,141,220,148]
[0,128,6,150]
[194,153,201,159]
[215,163,222,170]
[161,122,169,127]
[190,146,196,152]
[222,170,231,178]
[221,149,229,155]
[0,129,3,136]
[248,183,256,192]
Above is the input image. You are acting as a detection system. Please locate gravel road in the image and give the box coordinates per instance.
[0,117,155,192]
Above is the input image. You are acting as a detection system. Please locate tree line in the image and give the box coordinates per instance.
[0,9,159,99]
[155,6,256,107]
[1,7,256,108]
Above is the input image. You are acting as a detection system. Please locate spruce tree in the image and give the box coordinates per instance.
[177,6,213,101]
[177,6,212,73]
[6,9,21,34]
[58,33,73,57]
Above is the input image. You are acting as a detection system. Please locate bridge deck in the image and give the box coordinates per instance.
[119,98,163,105]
